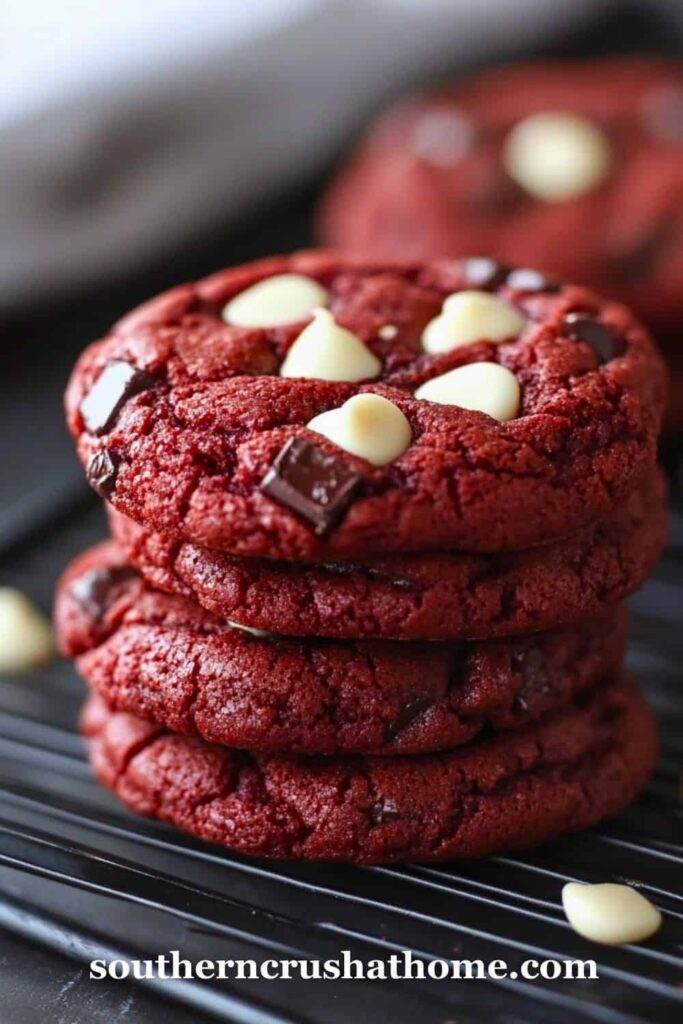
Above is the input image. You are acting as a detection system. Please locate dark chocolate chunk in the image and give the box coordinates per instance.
[260,437,362,535]
[461,257,510,291]
[80,361,156,435]
[371,799,401,824]
[385,693,433,740]
[603,222,670,283]
[560,312,625,364]
[467,166,523,216]
[642,85,683,142]
[87,450,120,499]
[506,268,560,294]
[70,566,138,620]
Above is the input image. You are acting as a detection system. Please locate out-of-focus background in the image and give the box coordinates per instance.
[0,4,682,1022]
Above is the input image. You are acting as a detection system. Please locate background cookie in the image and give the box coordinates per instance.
[82,675,657,863]
[319,57,683,342]
[109,467,666,640]
[57,542,627,755]
[65,252,666,559]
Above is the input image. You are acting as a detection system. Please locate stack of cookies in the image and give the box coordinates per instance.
[56,253,668,863]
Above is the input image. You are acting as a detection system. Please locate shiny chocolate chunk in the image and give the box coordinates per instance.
[461,257,510,290]
[87,450,120,499]
[80,361,156,435]
[506,268,560,293]
[70,566,138,620]
[260,437,361,535]
[385,693,433,740]
[560,312,625,364]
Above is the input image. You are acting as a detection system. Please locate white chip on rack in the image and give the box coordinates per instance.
[422,290,525,354]
[222,274,329,327]
[0,588,55,674]
[280,308,381,381]
[415,362,520,421]
[562,882,662,945]
[307,393,411,467]
[504,112,613,201]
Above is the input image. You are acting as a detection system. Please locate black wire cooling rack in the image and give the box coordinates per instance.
[0,487,681,1024]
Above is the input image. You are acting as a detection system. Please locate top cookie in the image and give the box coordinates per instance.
[65,251,666,559]
[319,57,683,337]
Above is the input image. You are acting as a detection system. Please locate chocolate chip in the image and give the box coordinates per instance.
[560,313,625,364]
[80,361,156,435]
[603,223,670,283]
[506,268,560,294]
[468,166,523,216]
[371,798,401,825]
[260,437,362,535]
[385,693,433,740]
[87,450,120,498]
[70,566,137,620]
[642,85,683,142]
[462,257,510,290]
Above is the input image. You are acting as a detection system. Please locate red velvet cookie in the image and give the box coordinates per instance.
[108,467,666,641]
[65,252,666,559]
[81,675,657,863]
[56,542,627,756]
[319,57,683,342]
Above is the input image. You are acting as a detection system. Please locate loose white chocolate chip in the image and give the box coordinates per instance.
[307,393,411,467]
[415,362,520,421]
[0,588,55,674]
[422,290,525,354]
[504,112,613,201]
[562,882,662,945]
[280,308,381,381]
[222,273,329,328]
[378,324,398,340]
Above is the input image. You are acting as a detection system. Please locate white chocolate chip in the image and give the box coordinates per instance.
[562,882,662,945]
[504,112,613,201]
[222,274,329,328]
[280,308,381,381]
[0,588,55,674]
[307,393,411,467]
[422,290,525,354]
[378,324,398,340]
[415,362,520,421]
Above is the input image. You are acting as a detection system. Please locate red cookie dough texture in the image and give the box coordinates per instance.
[56,541,627,756]
[318,57,683,342]
[66,252,666,560]
[108,467,666,641]
[82,675,657,864]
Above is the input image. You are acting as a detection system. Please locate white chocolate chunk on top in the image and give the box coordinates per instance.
[562,883,662,945]
[222,273,329,328]
[0,588,55,674]
[307,394,411,467]
[415,362,520,422]
[504,112,613,201]
[422,290,525,354]
[280,308,381,381]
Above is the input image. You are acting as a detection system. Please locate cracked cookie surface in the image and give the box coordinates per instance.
[65,252,666,559]
[81,675,657,863]
[108,467,666,641]
[57,542,627,756]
